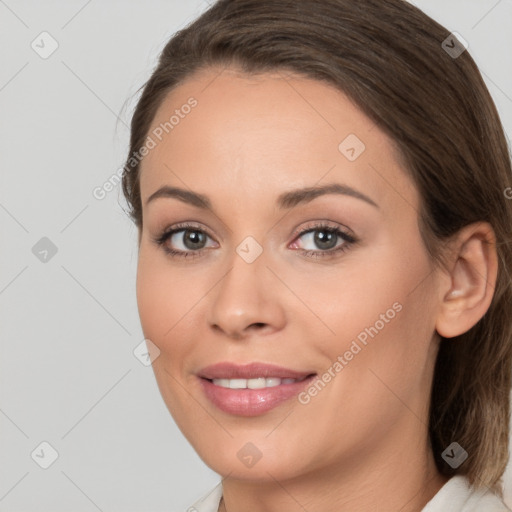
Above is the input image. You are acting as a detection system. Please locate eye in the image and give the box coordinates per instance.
[153,222,217,259]
[290,222,357,259]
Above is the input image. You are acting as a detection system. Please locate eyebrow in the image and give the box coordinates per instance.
[145,183,379,210]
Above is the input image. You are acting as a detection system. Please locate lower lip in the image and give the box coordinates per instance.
[198,375,316,417]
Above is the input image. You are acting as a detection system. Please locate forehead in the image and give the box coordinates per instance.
[139,66,416,213]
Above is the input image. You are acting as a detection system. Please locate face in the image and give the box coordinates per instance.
[136,67,443,481]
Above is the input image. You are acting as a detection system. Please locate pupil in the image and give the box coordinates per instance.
[314,230,337,250]
[184,230,205,249]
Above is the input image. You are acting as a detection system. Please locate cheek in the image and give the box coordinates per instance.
[306,240,436,388]
[135,246,195,349]
[300,250,428,347]
[322,262,437,416]
[137,238,203,313]
[136,251,167,341]
[135,248,200,414]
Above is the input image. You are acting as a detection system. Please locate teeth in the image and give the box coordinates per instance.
[211,377,300,389]
[247,378,266,389]
[265,378,281,388]
[229,378,246,389]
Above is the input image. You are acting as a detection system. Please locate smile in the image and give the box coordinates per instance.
[197,362,317,416]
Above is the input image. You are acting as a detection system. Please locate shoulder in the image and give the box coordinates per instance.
[185,482,223,512]
[421,475,512,512]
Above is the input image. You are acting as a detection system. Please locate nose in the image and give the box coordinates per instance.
[206,247,287,341]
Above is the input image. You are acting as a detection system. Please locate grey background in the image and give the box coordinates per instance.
[1,1,511,511]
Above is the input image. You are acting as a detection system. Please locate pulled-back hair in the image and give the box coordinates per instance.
[122,0,512,495]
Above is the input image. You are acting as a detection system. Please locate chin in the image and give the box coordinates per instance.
[192,437,310,482]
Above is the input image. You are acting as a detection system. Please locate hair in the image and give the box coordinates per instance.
[121,0,512,496]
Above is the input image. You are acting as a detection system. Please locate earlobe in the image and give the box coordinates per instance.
[435,222,498,339]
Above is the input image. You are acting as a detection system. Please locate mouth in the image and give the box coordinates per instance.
[197,362,317,416]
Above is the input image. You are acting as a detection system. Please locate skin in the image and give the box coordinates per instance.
[135,67,498,512]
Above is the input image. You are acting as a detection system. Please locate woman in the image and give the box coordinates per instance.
[121,0,512,510]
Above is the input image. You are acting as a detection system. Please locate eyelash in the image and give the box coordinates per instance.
[153,221,358,260]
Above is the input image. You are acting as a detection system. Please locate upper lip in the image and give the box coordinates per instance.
[198,362,315,380]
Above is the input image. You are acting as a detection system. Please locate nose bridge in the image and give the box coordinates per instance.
[207,236,285,338]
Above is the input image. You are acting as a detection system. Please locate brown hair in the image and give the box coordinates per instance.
[121,0,512,496]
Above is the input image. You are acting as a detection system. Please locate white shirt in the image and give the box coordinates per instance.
[187,475,512,512]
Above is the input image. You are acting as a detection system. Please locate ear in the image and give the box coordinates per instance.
[435,222,498,338]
